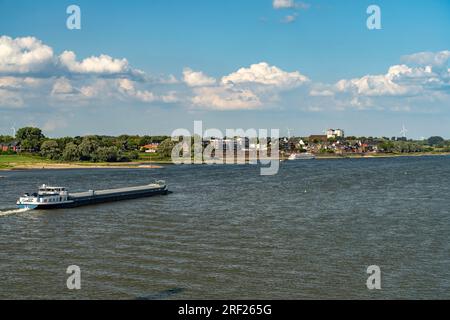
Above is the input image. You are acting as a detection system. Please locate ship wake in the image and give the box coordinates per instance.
[0,208,32,217]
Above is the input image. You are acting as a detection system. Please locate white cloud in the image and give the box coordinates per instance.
[0,36,145,80]
[118,78,135,92]
[191,85,261,110]
[273,0,295,9]
[1,36,448,115]
[310,89,334,97]
[118,78,156,102]
[118,78,180,104]
[402,50,450,67]
[335,72,408,97]
[0,77,22,89]
[0,76,43,90]
[334,64,449,97]
[273,0,310,10]
[79,85,97,98]
[159,74,179,84]
[51,77,75,95]
[0,36,182,107]
[183,68,216,87]
[0,76,45,107]
[187,62,309,110]
[160,91,179,103]
[0,36,53,74]
[221,62,309,88]
[59,51,130,75]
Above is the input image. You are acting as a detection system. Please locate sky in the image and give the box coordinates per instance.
[0,0,449,138]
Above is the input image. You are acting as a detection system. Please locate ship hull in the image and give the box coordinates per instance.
[17,186,169,210]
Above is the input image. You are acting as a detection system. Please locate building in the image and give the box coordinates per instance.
[141,143,160,153]
[206,137,250,151]
[326,129,345,139]
[0,141,20,152]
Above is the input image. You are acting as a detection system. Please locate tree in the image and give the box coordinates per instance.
[157,138,176,158]
[77,136,99,161]
[55,137,74,151]
[40,140,61,160]
[93,146,120,162]
[62,142,80,161]
[16,127,45,152]
[378,141,395,152]
[427,136,444,146]
[0,135,14,144]
[128,151,140,160]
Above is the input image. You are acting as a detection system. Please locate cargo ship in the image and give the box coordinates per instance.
[16,181,169,210]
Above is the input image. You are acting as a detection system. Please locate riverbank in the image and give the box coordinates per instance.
[0,155,164,171]
[312,152,450,160]
[1,152,449,171]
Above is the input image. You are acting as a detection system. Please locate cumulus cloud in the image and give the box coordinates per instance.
[51,77,76,95]
[334,64,449,97]
[401,50,450,68]
[0,76,45,107]
[186,62,309,110]
[309,88,334,97]
[118,78,156,102]
[0,36,54,74]
[0,77,23,89]
[0,36,145,80]
[335,69,409,97]
[0,35,182,108]
[191,86,261,110]
[305,54,450,112]
[59,51,129,74]
[221,62,309,88]
[1,35,448,115]
[183,68,216,87]
[159,74,179,84]
[117,78,180,104]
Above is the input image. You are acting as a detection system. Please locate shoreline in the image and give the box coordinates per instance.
[312,152,450,160]
[1,152,449,171]
[0,162,164,171]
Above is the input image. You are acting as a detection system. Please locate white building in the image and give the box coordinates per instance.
[326,129,345,139]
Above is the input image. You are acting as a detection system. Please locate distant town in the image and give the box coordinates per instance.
[0,127,449,169]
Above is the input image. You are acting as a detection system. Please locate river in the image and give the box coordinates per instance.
[0,156,449,299]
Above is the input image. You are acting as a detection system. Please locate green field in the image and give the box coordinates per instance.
[0,154,54,169]
[135,152,172,163]
[0,153,171,170]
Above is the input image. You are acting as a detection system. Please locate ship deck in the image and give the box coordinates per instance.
[69,184,165,199]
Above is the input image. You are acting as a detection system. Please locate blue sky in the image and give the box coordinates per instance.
[0,0,449,138]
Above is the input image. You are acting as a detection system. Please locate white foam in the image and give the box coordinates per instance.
[0,208,32,217]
